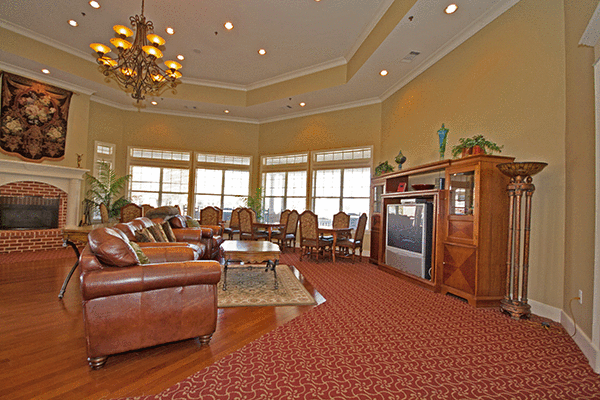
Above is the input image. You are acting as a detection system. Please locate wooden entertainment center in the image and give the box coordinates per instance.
[370,154,514,307]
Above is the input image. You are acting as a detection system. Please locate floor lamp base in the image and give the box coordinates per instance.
[501,298,531,320]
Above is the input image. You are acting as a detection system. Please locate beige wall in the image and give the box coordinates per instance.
[563,0,597,336]
[381,0,570,316]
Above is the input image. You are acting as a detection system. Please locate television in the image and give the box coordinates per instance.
[385,201,433,280]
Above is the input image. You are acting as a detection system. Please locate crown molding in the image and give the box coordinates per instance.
[258,97,381,124]
[380,0,521,101]
[0,61,96,96]
[345,0,397,61]
[245,57,348,91]
[90,95,259,124]
[0,19,93,62]
[580,1,600,46]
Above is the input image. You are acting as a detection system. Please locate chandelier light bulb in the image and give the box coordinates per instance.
[113,25,133,37]
[110,38,132,50]
[90,43,111,56]
[143,45,163,59]
[147,34,165,46]
[164,60,182,70]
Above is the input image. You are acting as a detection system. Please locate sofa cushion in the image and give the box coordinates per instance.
[129,242,150,264]
[88,227,139,267]
[144,206,180,220]
[135,228,156,243]
[148,223,168,242]
[161,221,177,242]
[186,216,200,227]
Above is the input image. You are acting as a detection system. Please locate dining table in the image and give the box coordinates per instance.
[252,222,286,241]
[318,227,353,263]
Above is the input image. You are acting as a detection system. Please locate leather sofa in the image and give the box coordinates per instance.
[80,227,221,369]
[114,216,222,260]
[168,215,225,261]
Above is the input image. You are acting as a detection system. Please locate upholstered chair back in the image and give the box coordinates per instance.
[279,209,291,226]
[332,211,350,229]
[120,203,142,223]
[239,208,253,235]
[200,206,220,226]
[299,210,318,241]
[141,204,154,216]
[286,210,299,235]
[354,213,368,243]
[230,207,241,229]
[99,203,109,223]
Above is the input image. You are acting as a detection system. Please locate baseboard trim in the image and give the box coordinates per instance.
[530,299,599,373]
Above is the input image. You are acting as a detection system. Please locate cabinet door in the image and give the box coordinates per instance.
[442,243,477,295]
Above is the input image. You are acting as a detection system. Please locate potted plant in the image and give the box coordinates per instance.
[451,135,503,158]
[244,187,264,221]
[84,162,131,221]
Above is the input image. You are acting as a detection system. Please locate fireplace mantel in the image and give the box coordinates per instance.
[0,159,88,228]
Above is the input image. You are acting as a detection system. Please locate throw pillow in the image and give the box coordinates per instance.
[186,216,201,227]
[161,221,177,242]
[135,228,156,243]
[148,223,168,242]
[129,242,150,264]
[88,227,139,267]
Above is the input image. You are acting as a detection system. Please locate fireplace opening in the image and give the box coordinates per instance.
[0,196,60,230]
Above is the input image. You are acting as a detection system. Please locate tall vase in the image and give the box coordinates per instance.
[496,161,547,319]
[437,124,449,159]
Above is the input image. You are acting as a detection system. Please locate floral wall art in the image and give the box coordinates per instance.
[0,72,73,162]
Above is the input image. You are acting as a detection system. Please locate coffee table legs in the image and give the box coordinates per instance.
[222,259,279,291]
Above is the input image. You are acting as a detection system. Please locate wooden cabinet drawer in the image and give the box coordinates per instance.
[442,243,477,295]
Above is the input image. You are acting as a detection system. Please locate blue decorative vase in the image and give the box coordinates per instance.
[438,124,449,159]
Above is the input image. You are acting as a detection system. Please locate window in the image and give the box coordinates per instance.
[128,147,191,214]
[93,141,115,176]
[311,147,372,228]
[194,152,252,220]
[261,153,308,223]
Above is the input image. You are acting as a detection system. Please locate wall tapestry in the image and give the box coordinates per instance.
[0,72,73,162]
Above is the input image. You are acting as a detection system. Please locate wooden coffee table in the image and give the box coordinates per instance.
[221,240,281,291]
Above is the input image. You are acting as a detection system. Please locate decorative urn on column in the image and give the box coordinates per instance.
[496,161,547,319]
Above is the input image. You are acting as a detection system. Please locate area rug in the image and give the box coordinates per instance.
[217,264,317,307]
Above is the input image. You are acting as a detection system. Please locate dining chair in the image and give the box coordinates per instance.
[119,203,142,223]
[336,213,368,262]
[239,208,268,240]
[99,203,109,223]
[228,207,242,239]
[322,211,350,241]
[272,210,298,252]
[299,210,330,261]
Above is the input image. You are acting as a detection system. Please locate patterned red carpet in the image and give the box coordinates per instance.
[122,253,600,400]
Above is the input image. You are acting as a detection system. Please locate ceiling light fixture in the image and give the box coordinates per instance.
[258,48,266,55]
[224,21,234,30]
[151,101,157,105]
[177,54,185,60]
[90,0,183,102]
[445,4,458,14]
[224,109,230,114]
[68,20,78,27]
[89,1,100,9]
[41,69,50,74]
[299,102,306,107]
[380,70,388,76]
[165,27,175,35]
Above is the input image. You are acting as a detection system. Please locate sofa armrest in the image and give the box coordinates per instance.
[81,261,222,301]
[200,224,223,236]
[174,227,213,241]
[142,246,197,263]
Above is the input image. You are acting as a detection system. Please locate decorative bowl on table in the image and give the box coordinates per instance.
[496,162,548,177]
[411,184,435,191]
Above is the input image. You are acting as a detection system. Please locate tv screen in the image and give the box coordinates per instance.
[387,204,425,254]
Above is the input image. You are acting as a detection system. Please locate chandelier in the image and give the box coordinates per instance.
[90,0,182,102]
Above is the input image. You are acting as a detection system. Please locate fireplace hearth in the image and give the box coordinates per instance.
[0,196,60,230]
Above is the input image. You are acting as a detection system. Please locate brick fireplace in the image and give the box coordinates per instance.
[0,159,87,254]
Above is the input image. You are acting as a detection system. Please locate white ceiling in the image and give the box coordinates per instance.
[0,0,519,123]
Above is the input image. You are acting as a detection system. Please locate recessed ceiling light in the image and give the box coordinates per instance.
[224,21,234,30]
[445,4,458,14]
[68,20,78,27]
[258,48,266,55]
[177,54,185,61]
[151,101,158,105]
[299,102,306,107]
[380,70,388,76]
[41,69,50,74]
[89,1,100,9]
[166,27,175,35]
[224,110,230,114]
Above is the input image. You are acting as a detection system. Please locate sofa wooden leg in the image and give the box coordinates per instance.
[88,356,108,369]
[198,334,213,345]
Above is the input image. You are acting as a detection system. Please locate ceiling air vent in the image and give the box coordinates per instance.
[401,51,421,63]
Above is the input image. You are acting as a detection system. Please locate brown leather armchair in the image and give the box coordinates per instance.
[80,227,221,369]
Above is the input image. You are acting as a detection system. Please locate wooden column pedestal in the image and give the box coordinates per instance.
[497,162,547,319]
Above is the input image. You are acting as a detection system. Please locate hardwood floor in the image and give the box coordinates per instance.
[0,251,323,400]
